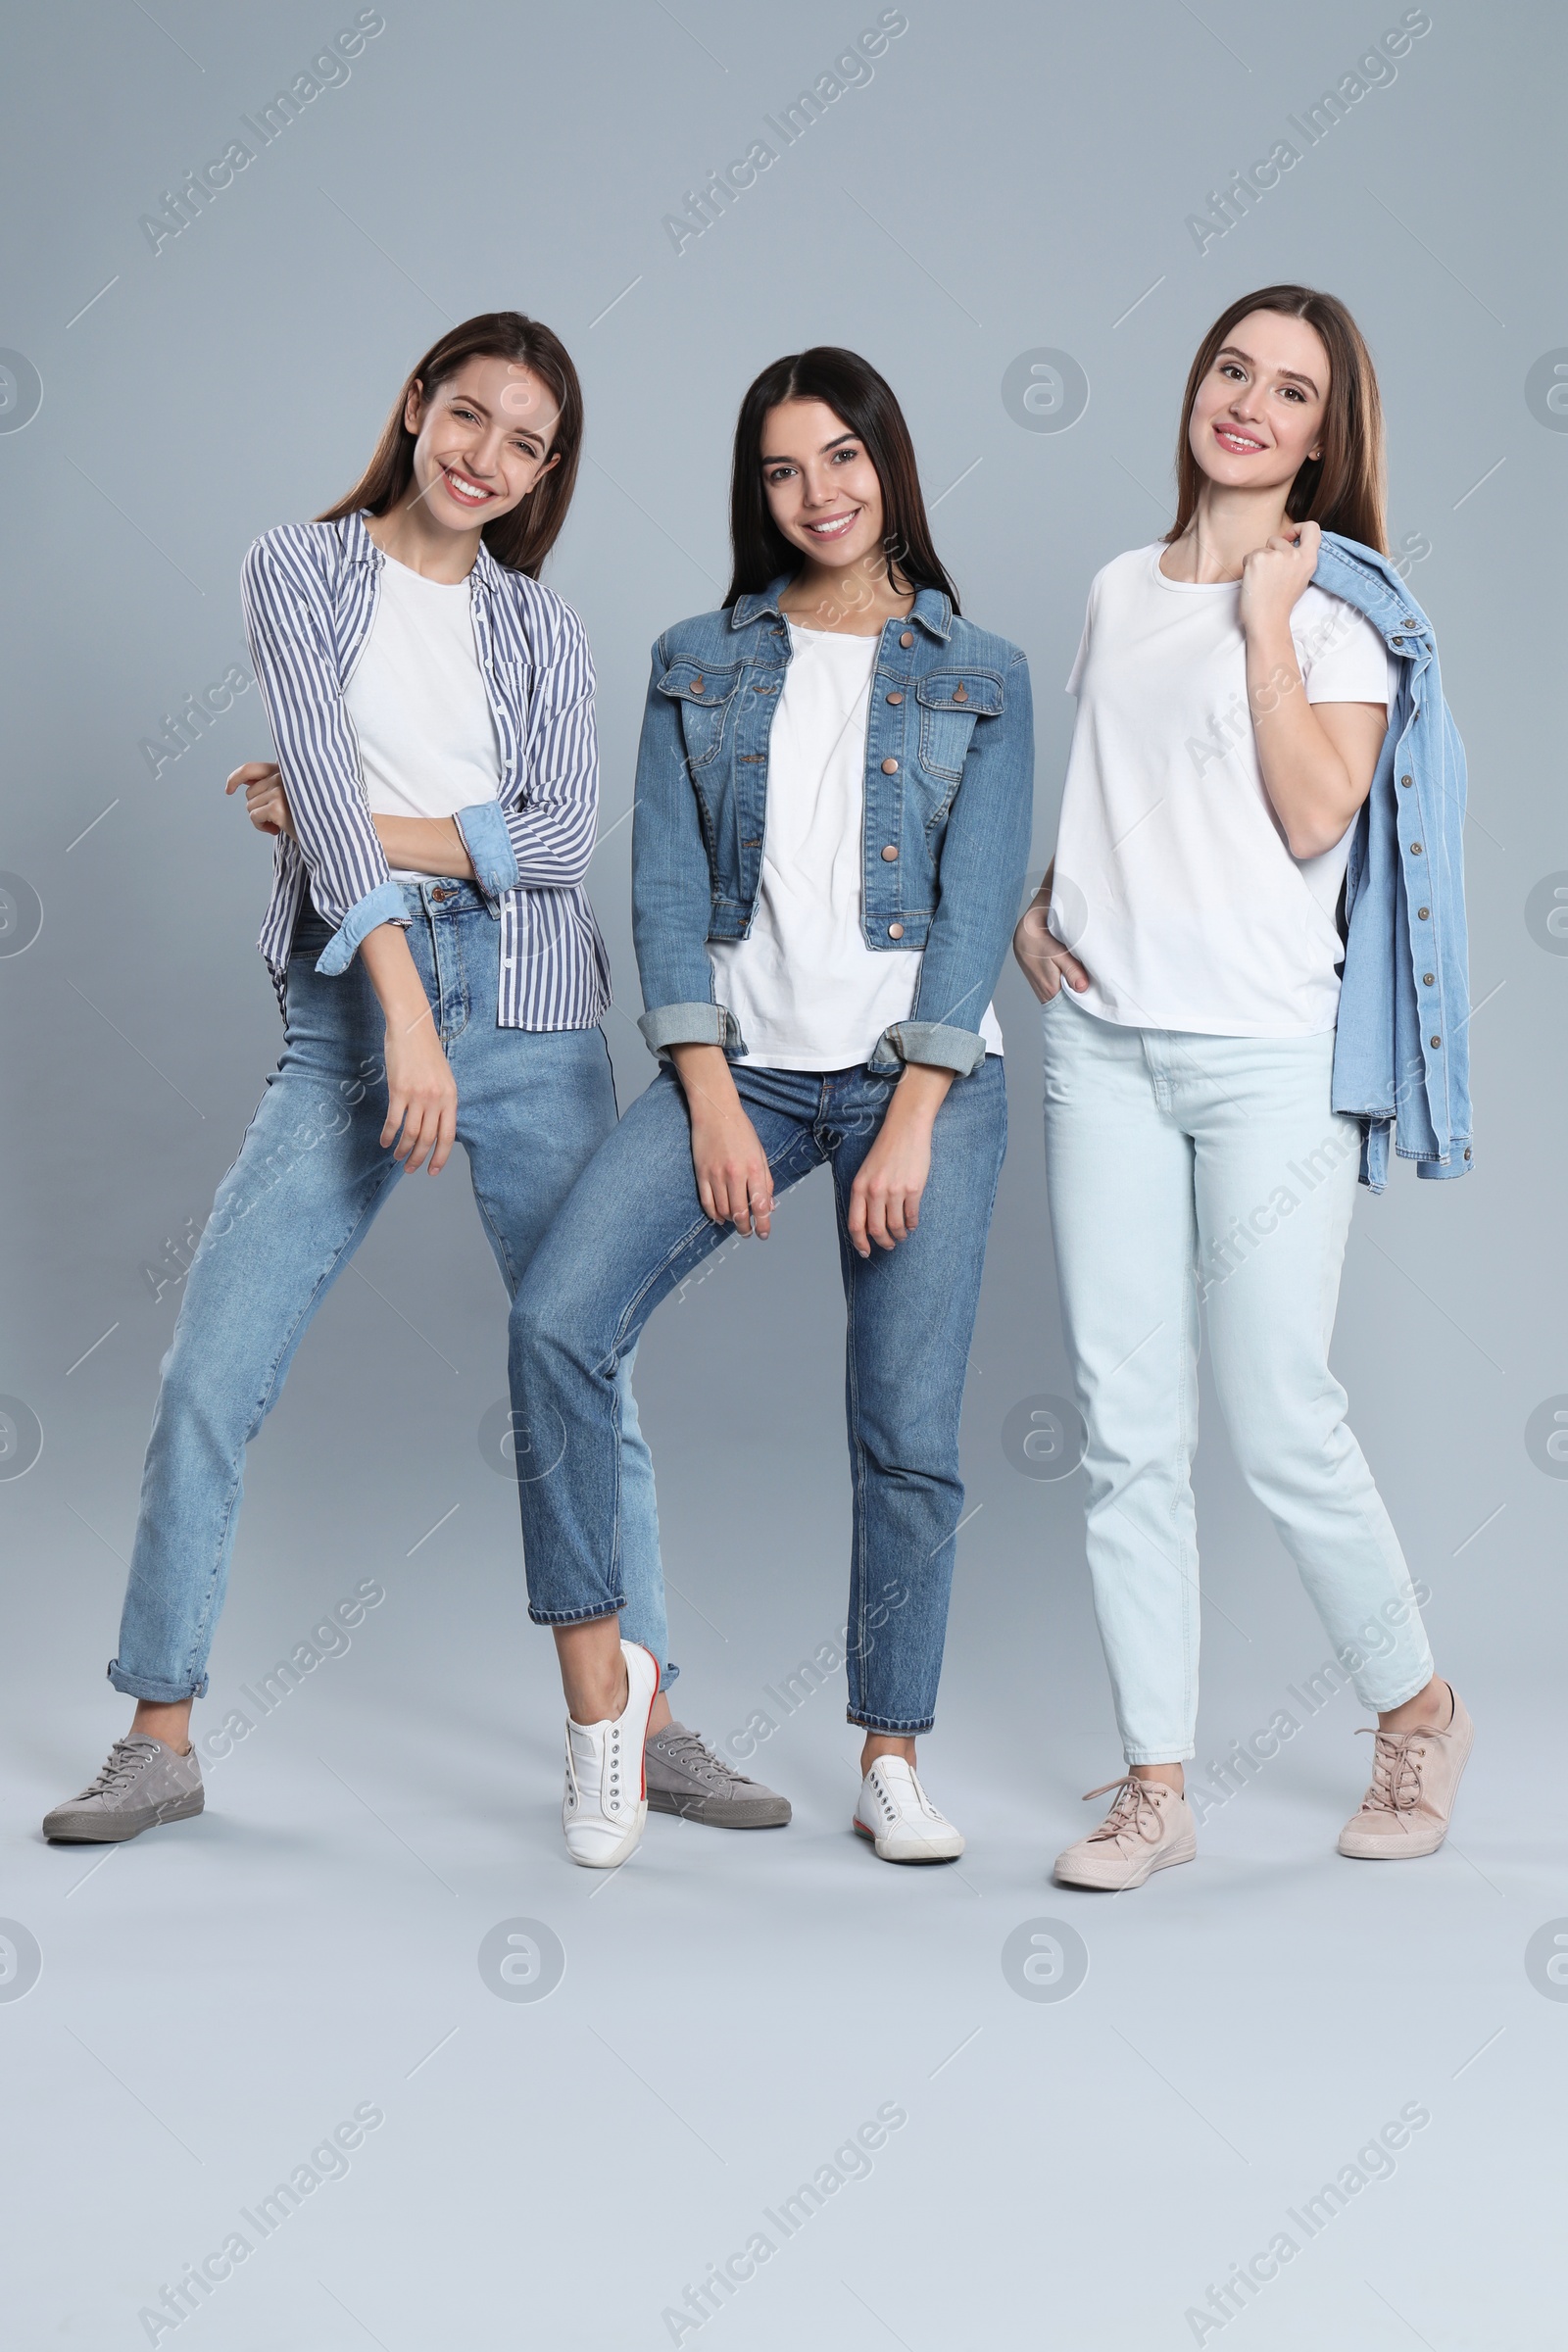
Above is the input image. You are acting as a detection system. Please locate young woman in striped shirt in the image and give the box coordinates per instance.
[43,312,787,1846]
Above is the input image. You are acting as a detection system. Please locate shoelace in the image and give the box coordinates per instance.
[79,1740,159,1800]
[1082,1775,1169,1846]
[1354,1726,1433,1815]
[651,1728,746,1791]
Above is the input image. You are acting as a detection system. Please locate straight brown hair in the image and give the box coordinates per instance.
[1166,285,1387,554]
[724,347,960,612]
[318,311,583,576]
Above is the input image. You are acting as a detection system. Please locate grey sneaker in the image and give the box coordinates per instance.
[645,1723,791,1829]
[43,1735,205,1843]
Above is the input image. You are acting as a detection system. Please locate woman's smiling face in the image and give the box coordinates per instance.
[1188,309,1330,497]
[404,356,560,533]
[760,398,888,571]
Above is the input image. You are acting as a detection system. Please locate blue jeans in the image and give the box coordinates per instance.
[111,883,667,1703]
[511,1056,1007,1735]
[1041,990,1434,1764]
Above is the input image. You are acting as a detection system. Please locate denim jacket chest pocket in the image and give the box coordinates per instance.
[914,669,1004,808]
[656,659,743,772]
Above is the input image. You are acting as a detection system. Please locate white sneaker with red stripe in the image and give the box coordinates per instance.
[562,1642,659,1869]
[853,1756,964,1863]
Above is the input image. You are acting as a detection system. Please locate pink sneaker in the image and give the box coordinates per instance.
[1338,1685,1473,1859]
[1054,1775,1197,1890]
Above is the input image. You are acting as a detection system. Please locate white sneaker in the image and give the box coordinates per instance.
[853,1755,964,1864]
[562,1642,659,1869]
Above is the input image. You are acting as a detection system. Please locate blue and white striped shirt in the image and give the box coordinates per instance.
[241,510,612,1030]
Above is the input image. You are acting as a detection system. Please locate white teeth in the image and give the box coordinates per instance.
[447,472,489,501]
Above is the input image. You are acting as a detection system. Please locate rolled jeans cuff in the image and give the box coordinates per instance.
[525,1598,626,1629]
[107,1659,209,1702]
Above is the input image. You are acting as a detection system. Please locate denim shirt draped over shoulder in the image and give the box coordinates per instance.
[1313,532,1473,1189]
[630,577,1034,1076]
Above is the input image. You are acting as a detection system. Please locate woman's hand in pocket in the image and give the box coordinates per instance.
[226,760,294,839]
[1012,872,1090,1004]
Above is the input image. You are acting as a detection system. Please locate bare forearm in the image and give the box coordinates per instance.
[891,1061,956,1126]
[360,922,435,1032]
[370,814,475,879]
[1245,625,1357,858]
[668,1041,742,1122]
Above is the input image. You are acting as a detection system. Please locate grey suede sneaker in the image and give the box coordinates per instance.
[645,1724,791,1828]
[43,1735,205,1843]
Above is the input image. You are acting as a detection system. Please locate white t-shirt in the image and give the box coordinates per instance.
[346,554,502,882]
[1051,543,1393,1037]
[708,621,1004,1070]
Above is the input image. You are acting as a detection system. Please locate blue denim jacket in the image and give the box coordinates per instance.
[631,579,1035,1075]
[1313,533,1472,1188]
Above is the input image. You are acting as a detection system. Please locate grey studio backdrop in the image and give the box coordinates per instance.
[1,4,1564,2347]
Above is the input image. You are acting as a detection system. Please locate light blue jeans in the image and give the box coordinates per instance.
[111,884,669,1703]
[1041,990,1434,1765]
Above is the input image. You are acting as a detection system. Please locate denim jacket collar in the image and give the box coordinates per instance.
[728,573,953,641]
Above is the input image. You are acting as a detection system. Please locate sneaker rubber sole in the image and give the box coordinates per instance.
[648,1788,791,1829]
[852,1817,962,1864]
[43,1788,205,1845]
[1054,1828,1197,1890]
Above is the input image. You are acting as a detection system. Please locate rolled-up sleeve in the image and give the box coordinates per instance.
[630,640,738,1057]
[880,649,1034,1074]
[452,796,519,901]
[241,535,402,972]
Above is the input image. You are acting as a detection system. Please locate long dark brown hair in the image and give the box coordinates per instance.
[318,312,583,576]
[724,347,959,612]
[1165,285,1387,554]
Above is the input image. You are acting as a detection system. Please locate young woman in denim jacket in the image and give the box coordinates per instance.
[44,314,786,1846]
[1014,286,1473,1889]
[513,348,1034,1869]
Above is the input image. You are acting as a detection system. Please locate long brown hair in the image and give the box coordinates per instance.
[1166,285,1387,554]
[318,312,583,576]
[724,347,960,612]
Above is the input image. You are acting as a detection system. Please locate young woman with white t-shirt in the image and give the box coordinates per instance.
[512,348,1033,1869]
[1014,286,1472,1890]
[43,314,789,1847]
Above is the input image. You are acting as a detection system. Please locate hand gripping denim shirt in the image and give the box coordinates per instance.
[241,511,612,1029]
[1312,532,1473,1189]
[631,579,1035,1076]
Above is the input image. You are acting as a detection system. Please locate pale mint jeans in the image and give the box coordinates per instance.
[1042,990,1434,1765]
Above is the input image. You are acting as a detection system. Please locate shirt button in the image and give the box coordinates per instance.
[887,690,904,705]
[899,630,913,647]
[881,758,899,774]
[691,676,705,693]
[1429,1035,1442,1049]
[888,922,904,938]
[881,845,899,861]
[1423,971,1435,986]
[953,682,969,703]
[1464,1148,1472,1160]
[1409,842,1422,855]
[1400,774,1413,788]
[1417,906,1430,919]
